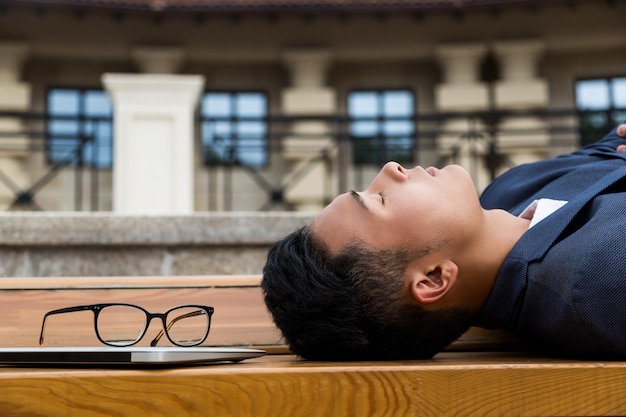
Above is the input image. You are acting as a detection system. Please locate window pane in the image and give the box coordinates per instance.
[95,143,113,167]
[48,138,78,163]
[47,88,113,168]
[202,94,231,117]
[48,89,80,115]
[83,120,95,136]
[612,77,626,108]
[237,93,266,117]
[77,142,93,164]
[95,123,112,144]
[49,120,79,136]
[237,121,265,137]
[383,91,413,117]
[383,120,413,136]
[85,91,112,116]
[349,92,378,117]
[201,91,268,167]
[47,149,70,165]
[585,112,608,129]
[351,120,379,137]
[213,121,232,138]
[238,137,266,166]
[48,138,77,152]
[349,89,415,165]
[576,80,610,110]
[576,78,626,146]
[612,110,626,125]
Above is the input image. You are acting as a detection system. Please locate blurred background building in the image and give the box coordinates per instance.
[0,0,625,213]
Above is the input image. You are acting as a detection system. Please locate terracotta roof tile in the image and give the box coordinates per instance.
[3,0,564,13]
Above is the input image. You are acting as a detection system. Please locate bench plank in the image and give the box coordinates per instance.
[2,276,626,417]
[1,352,626,417]
[0,275,283,350]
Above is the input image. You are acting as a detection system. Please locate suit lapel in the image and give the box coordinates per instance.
[517,165,626,262]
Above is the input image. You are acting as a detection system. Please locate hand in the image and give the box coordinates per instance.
[617,124,626,153]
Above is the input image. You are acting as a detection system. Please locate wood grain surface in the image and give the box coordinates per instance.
[2,277,625,417]
[2,352,626,417]
[0,275,282,349]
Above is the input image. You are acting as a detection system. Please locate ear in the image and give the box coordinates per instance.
[407,260,458,305]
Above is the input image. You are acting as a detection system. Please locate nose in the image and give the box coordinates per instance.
[381,162,407,182]
[368,162,407,191]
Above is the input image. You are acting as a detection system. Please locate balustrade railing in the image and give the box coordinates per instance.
[0,108,622,211]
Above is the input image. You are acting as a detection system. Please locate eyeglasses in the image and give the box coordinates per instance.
[39,303,214,347]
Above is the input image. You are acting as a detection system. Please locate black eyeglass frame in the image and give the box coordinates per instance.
[39,303,215,347]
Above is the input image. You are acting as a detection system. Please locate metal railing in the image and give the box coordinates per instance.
[198,108,623,210]
[0,108,623,211]
[0,110,110,211]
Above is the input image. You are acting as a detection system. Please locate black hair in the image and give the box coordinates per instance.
[262,226,473,360]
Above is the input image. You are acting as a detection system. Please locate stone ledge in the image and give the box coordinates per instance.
[0,213,315,277]
[0,212,314,246]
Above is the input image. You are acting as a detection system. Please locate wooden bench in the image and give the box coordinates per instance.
[0,275,283,351]
[1,275,626,417]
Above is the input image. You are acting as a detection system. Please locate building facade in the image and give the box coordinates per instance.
[0,0,625,212]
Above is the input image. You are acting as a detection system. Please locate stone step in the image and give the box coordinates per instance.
[0,213,313,277]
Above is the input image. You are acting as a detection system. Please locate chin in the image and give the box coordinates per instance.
[448,165,477,189]
[447,164,468,172]
[444,164,471,178]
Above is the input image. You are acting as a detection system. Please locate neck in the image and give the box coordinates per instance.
[453,208,530,314]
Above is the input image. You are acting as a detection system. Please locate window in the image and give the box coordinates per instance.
[576,77,626,145]
[200,92,268,167]
[348,90,415,165]
[46,88,113,168]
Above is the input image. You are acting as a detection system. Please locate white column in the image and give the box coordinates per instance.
[0,40,31,209]
[434,43,491,189]
[281,48,337,211]
[492,39,549,165]
[102,74,205,214]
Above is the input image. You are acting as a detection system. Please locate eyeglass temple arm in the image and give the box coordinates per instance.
[150,310,208,347]
[39,305,95,346]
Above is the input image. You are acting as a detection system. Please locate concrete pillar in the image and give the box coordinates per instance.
[492,39,549,165]
[435,43,489,111]
[0,40,31,209]
[434,43,491,189]
[102,73,205,214]
[281,48,337,211]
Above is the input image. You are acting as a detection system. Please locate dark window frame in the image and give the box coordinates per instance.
[347,88,416,166]
[575,76,626,146]
[199,90,269,168]
[45,86,113,169]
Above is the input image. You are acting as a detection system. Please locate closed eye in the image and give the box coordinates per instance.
[378,192,385,205]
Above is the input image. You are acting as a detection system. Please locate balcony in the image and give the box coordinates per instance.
[0,108,623,212]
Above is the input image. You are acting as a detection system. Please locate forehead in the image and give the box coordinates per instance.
[310,192,369,255]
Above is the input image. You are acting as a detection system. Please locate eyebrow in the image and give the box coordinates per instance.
[350,190,369,211]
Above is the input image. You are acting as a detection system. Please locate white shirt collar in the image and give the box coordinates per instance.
[519,198,568,229]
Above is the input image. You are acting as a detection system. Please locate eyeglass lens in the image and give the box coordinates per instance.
[96,305,210,347]
[164,306,210,346]
[97,305,146,346]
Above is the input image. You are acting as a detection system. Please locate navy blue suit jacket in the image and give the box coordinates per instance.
[475,125,626,358]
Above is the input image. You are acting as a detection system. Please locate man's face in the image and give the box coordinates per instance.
[311,162,482,257]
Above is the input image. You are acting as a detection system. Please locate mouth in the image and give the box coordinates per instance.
[424,167,437,177]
